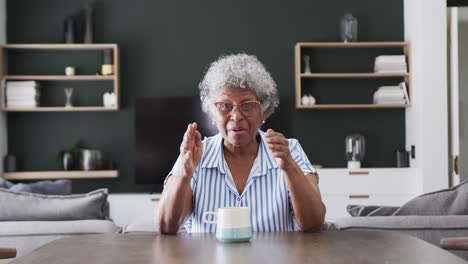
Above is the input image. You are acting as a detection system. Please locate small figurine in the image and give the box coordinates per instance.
[303,55,312,74]
[308,94,316,105]
[301,94,316,105]
[103,92,116,107]
[64,88,74,107]
[65,66,75,76]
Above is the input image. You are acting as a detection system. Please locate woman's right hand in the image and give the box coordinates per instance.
[177,122,203,179]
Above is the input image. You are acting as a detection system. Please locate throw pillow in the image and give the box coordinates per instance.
[346,204,400,217]
[0,178,13,188]
[393,180,468,216]
[9,179,72,195]
[0,188,108,221]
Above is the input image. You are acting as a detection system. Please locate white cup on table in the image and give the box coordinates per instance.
[202,207,252,243]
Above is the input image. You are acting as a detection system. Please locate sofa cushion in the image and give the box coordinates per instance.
[0,220,121,236]
[347,204,400,216]
[0,178,13,188]
[393,180,468,216]
[123,220,158,234]
[328,215,468,231]
[0,188,108,221]
[9,179,72,195]
[327,215,468,260]
[123,219,186,234]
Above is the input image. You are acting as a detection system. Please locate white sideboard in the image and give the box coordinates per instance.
[317,168,420,220]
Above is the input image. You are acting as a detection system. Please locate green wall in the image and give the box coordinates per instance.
[7,0,404,193]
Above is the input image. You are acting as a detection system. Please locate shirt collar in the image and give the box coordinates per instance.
[200,130,279,175]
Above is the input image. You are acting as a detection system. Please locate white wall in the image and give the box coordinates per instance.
[0,0,6,172]
[404,0,449,192]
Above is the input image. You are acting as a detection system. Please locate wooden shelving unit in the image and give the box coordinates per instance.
[294,42,411,109]
[4,75,116,81]
[0,43,120,112]
[2,170,119,180]
[0,44,121,180]
[2,106,118,112]
[297,104,407,109]
[300,73,409,78]
[2,44,119,50]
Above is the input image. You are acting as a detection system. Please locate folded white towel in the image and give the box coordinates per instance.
[375,55,406,64]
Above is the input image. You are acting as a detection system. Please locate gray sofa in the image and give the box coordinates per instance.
[328,215,468,260]
[0,188,121,263]
[328,180,468,260]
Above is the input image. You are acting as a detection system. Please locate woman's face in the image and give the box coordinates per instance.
[212,85,266,148]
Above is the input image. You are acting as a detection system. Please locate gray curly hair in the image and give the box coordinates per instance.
[199,53,279,118]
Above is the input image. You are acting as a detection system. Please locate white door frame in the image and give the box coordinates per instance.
[404,0,449,193]
[448,7,461,186]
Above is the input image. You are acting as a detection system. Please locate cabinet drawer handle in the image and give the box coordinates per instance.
[348,171,369,175]
[349,195,370,199]
[151,198,160,202]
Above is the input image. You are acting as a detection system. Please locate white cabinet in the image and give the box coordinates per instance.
[317,168,420,220]
[107,168,421,225]
[108,193,161,228]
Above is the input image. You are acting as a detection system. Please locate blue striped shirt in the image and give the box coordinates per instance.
[167,130,317,232]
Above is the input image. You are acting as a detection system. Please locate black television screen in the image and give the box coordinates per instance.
[135,97,217,184]
[135,97,282,185]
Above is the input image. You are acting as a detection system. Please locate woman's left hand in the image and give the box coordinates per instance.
[264,129,295,170]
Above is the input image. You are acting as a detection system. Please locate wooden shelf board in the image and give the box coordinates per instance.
[3,44,118,50]
[5,75,115,81]
[300,73,409,78]
[2,170,119,180]
[296,42,408,48]
[2,106,118,112]
[297,104,410,109]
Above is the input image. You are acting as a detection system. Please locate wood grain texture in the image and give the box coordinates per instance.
[296,42,408,48]
[4,75,115,81]
[3,44,118,50]
[9,231,466,264]
[296,104,408,109]
[441,237,468,250]
[1,107,118,112]
[0,248,16,259]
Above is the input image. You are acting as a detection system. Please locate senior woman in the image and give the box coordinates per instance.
[158,54,325,234]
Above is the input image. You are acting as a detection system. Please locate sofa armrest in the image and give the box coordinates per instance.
[441,237,468,250]
[0,248,16,259]
[327,215,468,251]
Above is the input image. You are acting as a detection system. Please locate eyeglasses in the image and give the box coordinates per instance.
[214,101,261,115]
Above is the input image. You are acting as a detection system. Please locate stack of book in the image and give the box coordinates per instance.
[6,81,40,108]
[374,55,407,73]
[373,82,409,105]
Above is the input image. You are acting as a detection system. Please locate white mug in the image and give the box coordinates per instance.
[202,207,252,243]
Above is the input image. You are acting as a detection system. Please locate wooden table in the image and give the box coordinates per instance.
[10,231,466,264]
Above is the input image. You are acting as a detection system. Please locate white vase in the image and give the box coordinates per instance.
[308,95,316,105]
